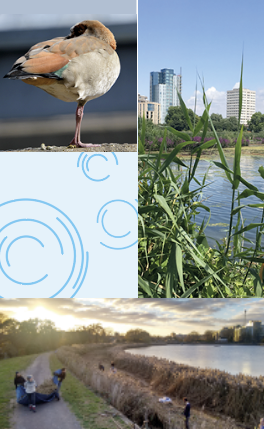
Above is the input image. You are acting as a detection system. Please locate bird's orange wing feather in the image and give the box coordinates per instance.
[9,35,114,78]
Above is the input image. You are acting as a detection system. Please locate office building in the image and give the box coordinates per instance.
[150,68,182,123]
[234,320,264,342]
[138,94,161,124]
[226,88,256,125]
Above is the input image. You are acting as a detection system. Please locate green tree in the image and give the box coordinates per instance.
[203,330,215,343]
[184,331,200,343]
[210,113,224,131]
[165,106,199,131]
[125,328,151,343]
[225,116,239,131]
[248,112,264,132]
[209,114,238,132]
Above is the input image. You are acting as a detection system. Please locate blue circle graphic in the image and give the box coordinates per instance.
[0,199,89,298]
[77,152,118,181]
[97,200,138,250]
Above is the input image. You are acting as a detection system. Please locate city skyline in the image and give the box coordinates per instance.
[139,0,264,117]
[1,298,264,335]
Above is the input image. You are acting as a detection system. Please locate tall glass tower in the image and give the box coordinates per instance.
[150,68,182,123]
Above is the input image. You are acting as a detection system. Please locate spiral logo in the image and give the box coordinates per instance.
[0,199,89,298]
[77,153,118,181]
[97,199,138,250]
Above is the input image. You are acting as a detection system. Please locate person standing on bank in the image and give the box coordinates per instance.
[183,397,191,429]
[24,375,37,412]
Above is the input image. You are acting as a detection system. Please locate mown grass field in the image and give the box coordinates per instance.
[49,353,131,429]
[0,354,36,429]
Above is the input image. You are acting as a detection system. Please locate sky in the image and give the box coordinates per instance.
[138,0,264,117]
[2,1,136,16]
[0,14,136,31]
[0,298,264,335]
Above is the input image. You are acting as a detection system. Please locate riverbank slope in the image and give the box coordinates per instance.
[55,343,261,428]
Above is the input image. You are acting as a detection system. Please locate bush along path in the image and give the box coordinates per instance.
[49,353,132,429]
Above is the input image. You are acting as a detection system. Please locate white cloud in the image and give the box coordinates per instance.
[186,87,226,117]
[233,82,240,89]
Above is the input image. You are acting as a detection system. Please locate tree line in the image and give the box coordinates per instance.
[1,313,263,358]
[165,106,264,133]
[0,313,153,358]
[165,107,240,132]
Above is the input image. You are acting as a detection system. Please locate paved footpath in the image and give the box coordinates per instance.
[11,353,82,429]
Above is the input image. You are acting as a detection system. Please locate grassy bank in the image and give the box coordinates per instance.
[149,144,264,158]
[0,354,36,429]
[49,353,131,429]
[55,343,252,429]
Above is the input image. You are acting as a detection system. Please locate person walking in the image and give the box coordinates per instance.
[24,375,37,413]
[110,362,117,373]
[183,397,191,429]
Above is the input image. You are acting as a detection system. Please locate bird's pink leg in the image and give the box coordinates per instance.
[69,104,101,148]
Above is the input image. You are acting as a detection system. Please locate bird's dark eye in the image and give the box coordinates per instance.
[43,45,50,49]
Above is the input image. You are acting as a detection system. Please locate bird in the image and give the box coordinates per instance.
[4,20,121,148]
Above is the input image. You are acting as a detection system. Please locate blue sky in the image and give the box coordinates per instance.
[0,14,136,30]
[138,0,264,116]
[1,298,264,335]
[2,1,135,15]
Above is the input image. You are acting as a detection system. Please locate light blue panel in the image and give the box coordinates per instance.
[0,153,138,298]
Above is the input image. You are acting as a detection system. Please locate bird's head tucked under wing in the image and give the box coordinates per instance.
[66,20,117,51]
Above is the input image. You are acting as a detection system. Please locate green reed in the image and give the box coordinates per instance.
[138,62,264,298]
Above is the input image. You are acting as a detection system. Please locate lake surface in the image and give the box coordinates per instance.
[180,154,264,245]
[127,344,264,377]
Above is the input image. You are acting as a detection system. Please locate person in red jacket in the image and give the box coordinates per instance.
[183,397,191,429]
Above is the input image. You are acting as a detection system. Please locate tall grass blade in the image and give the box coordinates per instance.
[138,276,153,297]
[138,137,145,155]
[177,90,194,132]
[193,105,211,137]
[166,126,191,141]
[176,244,185,292]
[238,55,243,127]
[233,125,243,189]
[153,129,166,182]
[141,113,146,148]
[165,243,177,297]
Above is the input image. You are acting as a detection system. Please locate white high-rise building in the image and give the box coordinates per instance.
[226,88,256,125]
[150,68,182,124]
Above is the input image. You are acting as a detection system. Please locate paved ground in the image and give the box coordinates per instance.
[11,353,82,429]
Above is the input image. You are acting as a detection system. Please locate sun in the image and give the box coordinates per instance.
[14,306,77,331]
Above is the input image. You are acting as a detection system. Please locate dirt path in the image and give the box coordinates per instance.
[11,353,82,429]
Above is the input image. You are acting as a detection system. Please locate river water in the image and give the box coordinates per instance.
[183,154,264,245]
[127,344,264,377]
